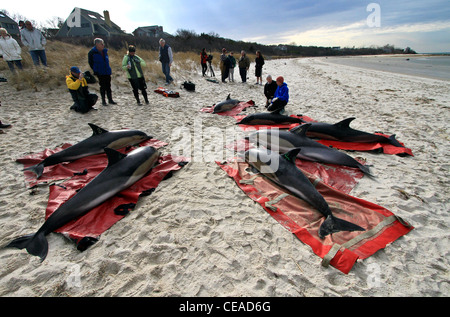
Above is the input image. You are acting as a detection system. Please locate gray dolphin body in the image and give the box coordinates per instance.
[305,117,404,147]
[250,124,372,176]
[213,94,241,113]
[24,123,152,179]
[236,112,306,125]
[6,146,160,260]
[245,148,365,239]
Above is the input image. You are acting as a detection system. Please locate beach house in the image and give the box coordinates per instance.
[56,8,125,37]
[0,11,20,36]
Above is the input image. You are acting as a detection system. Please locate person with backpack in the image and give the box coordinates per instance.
[122,45,148,105]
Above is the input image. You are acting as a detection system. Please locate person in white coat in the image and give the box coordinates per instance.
[20,21,47,67]
[0,28,22,72]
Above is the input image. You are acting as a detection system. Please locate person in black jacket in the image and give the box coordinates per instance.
[255,50,265,85]
[264,75,278,108]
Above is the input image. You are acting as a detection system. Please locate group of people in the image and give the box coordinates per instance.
[201,48,288,113]
[0,20,47,72]
[67,38,174,113]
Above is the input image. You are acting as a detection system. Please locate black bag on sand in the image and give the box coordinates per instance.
[182,81,195,91]
[84,71,97,84]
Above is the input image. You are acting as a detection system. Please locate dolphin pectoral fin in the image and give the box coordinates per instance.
[318,215,365,239]
[5,232,49,261]
[23,163,45,179]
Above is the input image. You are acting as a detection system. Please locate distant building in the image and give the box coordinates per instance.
[56,7,125,37]
[133,26,165,38]
[0,11,20,36]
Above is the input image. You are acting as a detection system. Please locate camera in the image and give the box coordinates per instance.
[207,54,213,62]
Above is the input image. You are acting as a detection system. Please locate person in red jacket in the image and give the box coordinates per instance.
[201,48,208,77]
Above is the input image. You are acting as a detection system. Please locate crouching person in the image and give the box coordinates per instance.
[66,66,98,113]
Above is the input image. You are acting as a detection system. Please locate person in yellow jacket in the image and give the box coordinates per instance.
[122,45,149,105]
[66,66,98,113]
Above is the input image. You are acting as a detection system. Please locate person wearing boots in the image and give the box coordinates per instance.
[122,45,148,105]
[88,38,117,106]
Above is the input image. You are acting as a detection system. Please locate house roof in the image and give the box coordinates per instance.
[77,8,122,33]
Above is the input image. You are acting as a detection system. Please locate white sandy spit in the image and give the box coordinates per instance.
[0,56,448,297]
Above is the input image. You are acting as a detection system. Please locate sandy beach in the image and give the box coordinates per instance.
[0,55,448,297]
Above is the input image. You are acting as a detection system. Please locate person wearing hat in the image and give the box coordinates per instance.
[122,45,148,105]
[66,66,98,113]
[267,76,289,113]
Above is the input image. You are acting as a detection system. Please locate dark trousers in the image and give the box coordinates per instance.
[267,99,287,113]
[97,75,113,103]
[239,67,247,82]
[7,60,23,72]
[129,77,148,103]
[201,63,207,76]
[69,90,98,113]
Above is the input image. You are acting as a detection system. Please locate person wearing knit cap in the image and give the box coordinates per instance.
[66,66,98,113]
[267,76,289,113]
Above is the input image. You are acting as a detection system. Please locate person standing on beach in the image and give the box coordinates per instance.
[201,48,208,77]
[228,51,236,82]
[264,75,278,108]
[220,48,230,83]
[88,38,117,106]
[159,38,174,85]
[122,45,149,105]
[255,50,265,85]
[0,28,23,73]
[66,66,98,113]
[20,21,47,67]
[238,50,250,83]
[267,76,289,113]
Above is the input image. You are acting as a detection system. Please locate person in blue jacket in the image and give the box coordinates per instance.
[88,38,117,105]
[267,76,289,113]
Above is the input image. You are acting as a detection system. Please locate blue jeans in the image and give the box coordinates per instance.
[29,50,47,66]
[161,62,173,83]
[7,60,23,72]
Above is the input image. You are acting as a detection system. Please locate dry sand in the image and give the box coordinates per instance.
[0,55,448,297]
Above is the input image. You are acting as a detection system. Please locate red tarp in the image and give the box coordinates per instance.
[200,100,256,117]
[234,114,413,156]
[16,140,188,250]
[218,159,413,274]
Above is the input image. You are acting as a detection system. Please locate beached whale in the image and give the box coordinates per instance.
[213,94,241,113]
[244,147,365,239]
[304,117,404,147]
[236,112,306,125]
[249,123,373,176]
[6,146,160,260]
[23,123,151,178]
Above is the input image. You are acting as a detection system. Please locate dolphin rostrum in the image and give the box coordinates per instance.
[23,123,152,179]
[236,112,306,125]
[213,94,241,113]
[304,117,405,147]
[249,123,373,176]
[244,147,365,239]
[6,146,160,260]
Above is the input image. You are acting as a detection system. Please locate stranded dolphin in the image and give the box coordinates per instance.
[6,146,160,261]
[236,112,306,125]
[213,94,241,113]
[249,123,373,176]
[23,123,152,179]
[304,117,404,147]
[245,147,365,239]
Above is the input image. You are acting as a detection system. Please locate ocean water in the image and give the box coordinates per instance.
[325,55,450,81]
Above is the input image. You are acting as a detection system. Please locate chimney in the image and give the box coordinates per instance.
[103,10,112,27]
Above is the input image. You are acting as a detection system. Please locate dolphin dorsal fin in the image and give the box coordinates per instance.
[89,123,109,136]
[226,94,231,100]
[290,123,312,136]
[282,148,301,163]
[334,117,356,129]
[104,148,127,167]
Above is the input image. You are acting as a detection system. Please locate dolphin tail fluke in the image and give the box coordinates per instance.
[5,232,49,261]
[319,215,365,239]
[23,163,45,179]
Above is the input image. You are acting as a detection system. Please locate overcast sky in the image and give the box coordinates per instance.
[2,0,449,53]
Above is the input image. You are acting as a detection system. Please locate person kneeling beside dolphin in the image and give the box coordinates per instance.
[66,66,98,114]
[268,76,289,114]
